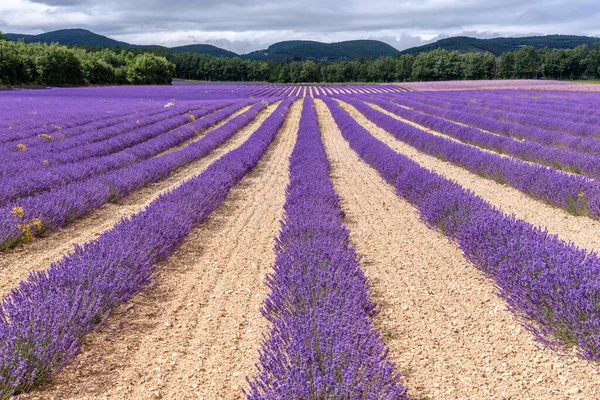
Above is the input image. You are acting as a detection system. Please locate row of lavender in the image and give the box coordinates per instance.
[405,90,600,129]
[0,97,296,399]
[246,96,407,398]
[0,83,294,141]
[361,95,600,179]
[0,101,239,202]
[320,95,600,362]
[387,92,600,156]
[0,98,278,249]
[335,95,600,219]
[1,102,224,165]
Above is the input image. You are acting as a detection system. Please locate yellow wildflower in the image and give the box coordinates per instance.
[38,133,52,141]
[16,144,26,151]
[578,192,585,198]
[31,218,43,231]
[103,100,107,103]
[17,224,33,242]
[12,207,25,218]
[189,114,196,122]
[42,160,49,165]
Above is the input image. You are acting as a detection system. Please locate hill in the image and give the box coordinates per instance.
[243,40,400,61]
[5,28,133,48]
[170,44,238,58]
[400,35,600,56]
[3,29,397,60]
[7,29,599,61]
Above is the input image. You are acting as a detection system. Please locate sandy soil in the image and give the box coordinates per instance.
[0,102,275,300]
[20,99,302,400]
[316,98,600,399]
[336,99,600,254]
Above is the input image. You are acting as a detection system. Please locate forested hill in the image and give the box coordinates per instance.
[4,29,236,57]
[169,44,237,57]
[5,29,133,49]
[401,35,600,56]
[4,29,399,60]
[242,40,400,61]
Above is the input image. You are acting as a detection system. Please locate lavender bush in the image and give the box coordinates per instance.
[246,96,407,399]
[336,96,600,219]
[0,97,296,399]
[0,99,281,249]
[388,93,600,157]
[354,95,600,180]
[321,94,600,363]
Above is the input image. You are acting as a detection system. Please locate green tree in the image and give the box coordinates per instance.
[584,43,600,78]
[513,46,537,79]
[126,53,174,84]
[497,52,516,79]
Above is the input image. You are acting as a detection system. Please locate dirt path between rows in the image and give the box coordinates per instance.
[22,99,302,400]
[0,102,276,300]
[316,98,600,399]
[336,99,600,254]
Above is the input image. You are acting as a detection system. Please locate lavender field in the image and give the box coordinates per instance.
[3,82,600,399]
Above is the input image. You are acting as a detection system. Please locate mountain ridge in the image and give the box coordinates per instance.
[4,28,600,60]
[400,35,600,56]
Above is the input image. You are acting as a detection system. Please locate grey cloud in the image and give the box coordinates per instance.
[2,0,599,53]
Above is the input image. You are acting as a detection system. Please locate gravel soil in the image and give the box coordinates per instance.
[20,99,302,400]
[0,103,267,299]
[338,99,600,254]
[317,98,600,400]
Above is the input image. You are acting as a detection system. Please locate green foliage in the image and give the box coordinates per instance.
[0,38,174,86]
[126,53,174,84]
[3,28,600,85]
[172,43,600,83]
[513,46,538,79]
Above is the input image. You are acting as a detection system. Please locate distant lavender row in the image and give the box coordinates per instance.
[0,99,274,250]
[400,79,600,91]
[338,96,600,218]
[0,97,160,142]
[1,102,209,160]
[0,101,233,178]
[357,95,600,180]
[400,93,600,141]
[322,94,600,363]
[385,94,600,157]
[0,101,249,207]
[419,91,600,124]
[0,97,295,399]
[0,84,292,141]
[246,96,407,399]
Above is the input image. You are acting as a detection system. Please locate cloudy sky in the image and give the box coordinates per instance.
[1,0,598,54]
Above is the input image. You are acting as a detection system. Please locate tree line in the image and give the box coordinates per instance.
[172,44,600,83]
[0,33,175,86]
[2,30,600,85]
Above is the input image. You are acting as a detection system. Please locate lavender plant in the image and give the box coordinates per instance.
[246,96,407,399]
[0,97,296,399]
[321,94,600,363]
[336,96,600,219]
